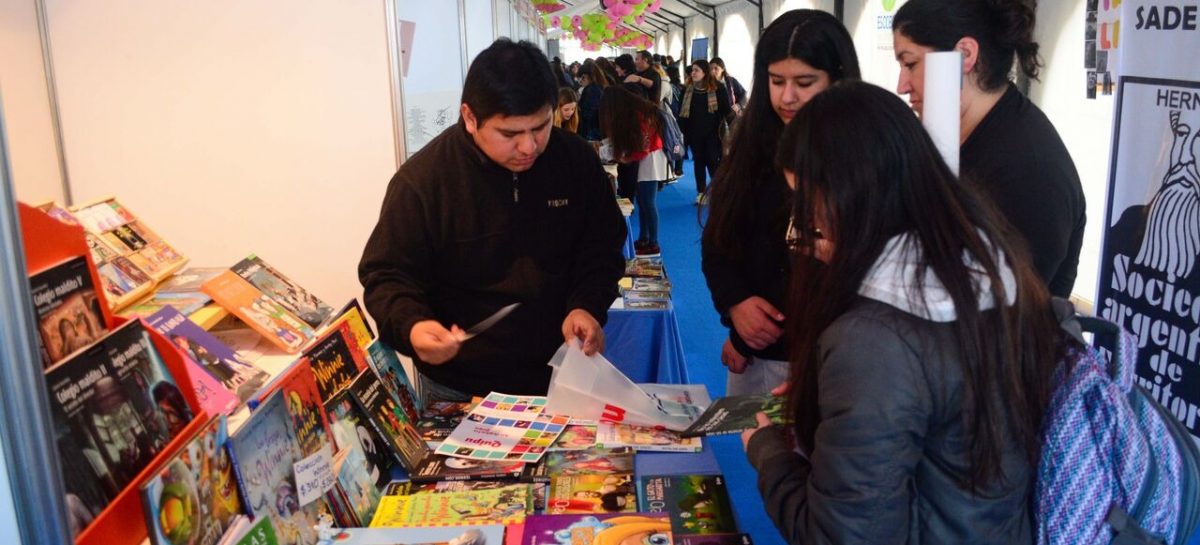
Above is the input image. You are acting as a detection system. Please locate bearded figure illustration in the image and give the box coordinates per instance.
[1135,110,1200,282]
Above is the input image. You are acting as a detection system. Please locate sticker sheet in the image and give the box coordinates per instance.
[434,393,568,463]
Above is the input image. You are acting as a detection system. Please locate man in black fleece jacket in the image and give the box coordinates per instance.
[358,39,625,399]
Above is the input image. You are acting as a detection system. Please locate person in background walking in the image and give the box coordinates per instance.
[678,59,730,205]
[710,57,747,115]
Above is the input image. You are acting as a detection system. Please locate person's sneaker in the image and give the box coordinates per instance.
[635,243,661,257]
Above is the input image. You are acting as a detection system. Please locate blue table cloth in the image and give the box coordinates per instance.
[602,300,689,385]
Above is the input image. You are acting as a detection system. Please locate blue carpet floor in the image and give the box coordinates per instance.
[630,167,787,545]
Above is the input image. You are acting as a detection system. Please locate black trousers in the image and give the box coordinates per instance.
[688,133,722,194]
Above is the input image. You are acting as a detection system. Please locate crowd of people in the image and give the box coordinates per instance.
[360,0,1092,542]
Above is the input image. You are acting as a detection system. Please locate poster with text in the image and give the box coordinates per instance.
[1097,0,1200,441]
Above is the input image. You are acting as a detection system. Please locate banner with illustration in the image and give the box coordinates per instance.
[1097,0,1200,441]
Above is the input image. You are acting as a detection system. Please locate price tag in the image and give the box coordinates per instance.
[293,443,335,506]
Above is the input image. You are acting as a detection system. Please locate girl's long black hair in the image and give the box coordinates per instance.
[779,81,1062,490]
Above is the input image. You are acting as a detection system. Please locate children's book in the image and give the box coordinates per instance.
[72,198,187,281]
[221,516,280,545]
[260,359,333,457]
[595,423,701,453]
[369,484,531,527]
[231,255,334,329]
[416,401,473,447]
[638,475,738,537]
[387,480,526,496]
[522,513,672,545]
[333,443,382,527]
[434,393,567,464]
[546,474,637,515]
[228,390,319,545]
[44,320,192,499]
[532,448,636,480]
[328,299,376,350]
[324,524,505,545]
[679,395,788,438]
[30,255,107,368]
[142,415,243,545]
[325,388,401,489]
[148,306,269,414]
[202,270,316,354]
[548,424,598,451]
[96,256,154,303]
[304,321,369,400]
[347,369,429,472]
[365,340,421,423]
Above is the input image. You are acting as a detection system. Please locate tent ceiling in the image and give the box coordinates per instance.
[550,0,745,39]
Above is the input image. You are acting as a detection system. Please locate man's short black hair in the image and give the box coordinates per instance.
[462,39,557,124]
[637,50,654,63]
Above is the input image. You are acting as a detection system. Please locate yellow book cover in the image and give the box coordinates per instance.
[369,484,531,528]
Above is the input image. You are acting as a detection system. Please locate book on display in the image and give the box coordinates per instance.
[369,484,532,527]
[679,394,787,438]
[303,321,369,400]
[366,339,422,423]
[326,524,505,545]
[30,255,108,368]
[638,475,738,538]
[202,269,316,353]
[231,254,334,330]
[325,388,402,488]
[521,513,672,545]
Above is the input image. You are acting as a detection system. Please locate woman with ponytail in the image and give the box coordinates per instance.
[892,0,1086,298]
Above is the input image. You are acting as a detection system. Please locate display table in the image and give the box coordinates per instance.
[603,299,689,384]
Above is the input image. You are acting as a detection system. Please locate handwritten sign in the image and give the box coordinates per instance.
[293,443,334,506]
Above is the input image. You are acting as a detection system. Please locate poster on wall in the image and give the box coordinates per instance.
[1084,0,1120,98]
[1096,0,1200,442]
[867,0,909,90]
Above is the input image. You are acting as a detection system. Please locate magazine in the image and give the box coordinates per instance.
[30,255,107,368]
[434,393,567,464]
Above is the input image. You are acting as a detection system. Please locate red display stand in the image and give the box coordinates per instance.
[19,202,208,545]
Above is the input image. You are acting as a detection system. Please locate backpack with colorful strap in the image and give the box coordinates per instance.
[1036,310,1200,545]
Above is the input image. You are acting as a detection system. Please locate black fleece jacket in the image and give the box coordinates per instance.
[358,123,626,396]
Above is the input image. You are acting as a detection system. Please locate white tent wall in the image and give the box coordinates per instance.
[495,0,513,38]
[0,0,64,204]
[37,0,397,307]
[714,1,759,89]
[1028,0,1114,306]
[466,0,497,62]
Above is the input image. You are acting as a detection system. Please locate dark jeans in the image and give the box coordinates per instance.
[688,133,722,194]
[635,181,659,245]
[617,162,638,200]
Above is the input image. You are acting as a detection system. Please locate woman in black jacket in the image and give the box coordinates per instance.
[892,0,1085,298]
[576,60,608,143]
[678,59,730,205]
[702,10,860,396]
[743,81,1064,545]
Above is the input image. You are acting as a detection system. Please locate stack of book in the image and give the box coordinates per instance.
[620,258,671,310]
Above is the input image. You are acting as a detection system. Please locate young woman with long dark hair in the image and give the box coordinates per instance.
[702,10,860,395]
[742,81,1064,544]
[577,60,609,143]
[893,0,1085,297]
[600,86,669,256]
[678,59,730,205]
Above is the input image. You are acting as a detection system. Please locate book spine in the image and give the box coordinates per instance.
[225,441,256,519]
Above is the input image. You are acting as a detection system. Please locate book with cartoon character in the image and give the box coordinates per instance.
[546,474,637,515]
[522,513,673,545]
[231,255,334,330]
[369,484,532,527]
[147,306,269,414]
[202,269,315,354]
[637,475,738,537]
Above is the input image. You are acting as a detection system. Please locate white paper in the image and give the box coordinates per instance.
[922,51,962,176]
[293,443,335,506]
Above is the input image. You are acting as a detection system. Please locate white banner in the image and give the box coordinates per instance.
[1096,0,1200,440]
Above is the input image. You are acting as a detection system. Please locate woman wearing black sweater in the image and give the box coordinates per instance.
[678,59,730,205]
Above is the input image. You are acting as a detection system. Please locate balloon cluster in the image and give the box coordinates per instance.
[531,0,565,14]
[544,9,656,50]
[602,0,662,25]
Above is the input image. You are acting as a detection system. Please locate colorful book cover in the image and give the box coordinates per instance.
[595,424,701,453]
[142,415,243,545]
[333,444,382,527]
[409,454,527,483]
[417,401,472,447]
[548,424,598,451]
[262,359,332,457]
[50,407,114,537]
[369,484,531,527]
[97,256,152,301]
[119,293,211,320]
[147,306,269,413]
[434,393,566,464]
[330,299,376,350]
[325,524,505,545]
[679,395,788,438]
[103,319,194,452]
[546,474,636,514]
[202,269,315,353]
[228,391,318,545]
[30,255,108,368]
[74,199,186,280]
[347,369,430,472]
[631,278,672,291]
[85,233,121,265]
[637,475,738,536]
[523,513,672,545]
[534,448,635,479]
[365,340,421,423]
[232,255,334,329]
[325,388,400,488]
[304,322,369,400]
[229,516,280,545]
